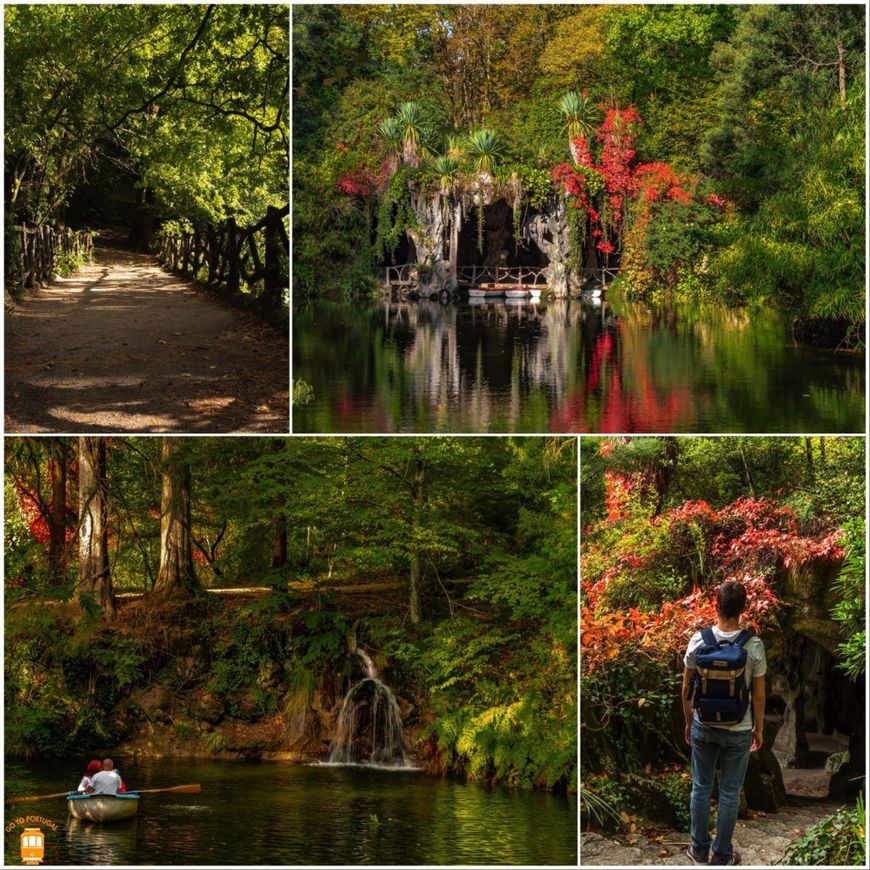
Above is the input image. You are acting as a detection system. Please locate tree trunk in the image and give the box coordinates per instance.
[271,517,288,569]
[153,437,198,598]
[409,445,426,624]
[77,437,115,618]
[837,41,847,108]
[47,446,68,579]
[804,437,815,484]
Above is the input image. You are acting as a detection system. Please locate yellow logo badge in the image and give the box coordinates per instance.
[20,827,45,865]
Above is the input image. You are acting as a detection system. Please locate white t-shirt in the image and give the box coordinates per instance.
[77,775,93,793]
[684,627,766,731]
[90,770,122,795]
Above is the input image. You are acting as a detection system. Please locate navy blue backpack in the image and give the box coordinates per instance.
[691,626,755,725]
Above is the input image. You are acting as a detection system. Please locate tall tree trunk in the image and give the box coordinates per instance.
[804,437,815,484]
[836,40,847,107]
[409,444,426,624]
[271,517,288,569]
[78,437,115,618]
[153,437,197,598]
[270,438,288,571]
[47,445,68,578]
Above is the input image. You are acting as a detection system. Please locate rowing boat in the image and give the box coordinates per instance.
[67,793,140,823]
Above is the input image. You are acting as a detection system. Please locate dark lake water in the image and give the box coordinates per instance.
[5,758,577,865]
[292,296,865,433]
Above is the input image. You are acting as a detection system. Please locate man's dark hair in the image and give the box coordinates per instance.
[717,581,747,619]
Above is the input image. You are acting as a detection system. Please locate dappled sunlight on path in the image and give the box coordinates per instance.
[581,801,839,865]
[5,245,288,432]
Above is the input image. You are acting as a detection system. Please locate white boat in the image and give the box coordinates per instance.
[580,287,604,299]
[528,288,543,300]
[468,287,505,298]
[67,794,140,823]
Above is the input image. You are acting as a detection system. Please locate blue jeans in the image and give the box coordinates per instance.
[690,719,752,860]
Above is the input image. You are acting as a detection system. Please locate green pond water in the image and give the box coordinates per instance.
[292,296,865,433]
[5,758,577,865]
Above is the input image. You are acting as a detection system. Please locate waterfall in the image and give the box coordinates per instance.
[327,649,411,767]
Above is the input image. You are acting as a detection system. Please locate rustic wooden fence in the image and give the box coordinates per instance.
[9,225,94,288]
[156,203,289,311]
[385,263,620,293]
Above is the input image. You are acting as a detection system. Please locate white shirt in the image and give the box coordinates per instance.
[77,775,93,793]
[90,770,122,795]
[684,626,766,731]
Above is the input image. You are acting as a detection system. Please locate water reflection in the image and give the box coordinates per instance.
[6,759,577,865]
[292,296,864,433]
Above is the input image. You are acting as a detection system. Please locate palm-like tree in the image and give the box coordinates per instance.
[559,91,597,162]
[466,128,503,180]
[433,155,462,196]
[379,116,403,156]
[395,102,432,165]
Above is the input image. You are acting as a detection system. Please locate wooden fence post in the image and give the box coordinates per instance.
[263,205,282,308]
[225,217,240,295]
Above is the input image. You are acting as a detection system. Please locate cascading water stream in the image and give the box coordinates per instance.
[327,649,411,767]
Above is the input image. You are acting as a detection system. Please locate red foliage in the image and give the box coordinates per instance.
[551,106,720,258]
[336,167,379,197]
[581,459,845,673]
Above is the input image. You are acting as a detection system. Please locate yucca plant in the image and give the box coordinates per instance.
[559,91,598,161]
[378,116,403,156]
[434,155,462,196]
[466,128,503,179]
[395,101,432,165]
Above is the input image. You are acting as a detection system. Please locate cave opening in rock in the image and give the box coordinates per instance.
[755,629,865,805]
[456,199,547,269]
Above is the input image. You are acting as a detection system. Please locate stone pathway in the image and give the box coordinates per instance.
[581,802,839,865]
[5,244,288,432]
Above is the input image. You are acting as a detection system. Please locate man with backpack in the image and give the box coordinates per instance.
[682,580,767,866]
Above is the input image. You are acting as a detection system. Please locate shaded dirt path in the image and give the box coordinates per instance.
[581,801,839,865]
[5,245,288,432]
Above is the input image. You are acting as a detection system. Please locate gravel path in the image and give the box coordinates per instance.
[5,245,288,432]
[581,802,839,866]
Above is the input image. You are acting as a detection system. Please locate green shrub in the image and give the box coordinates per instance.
[782,795,866,866]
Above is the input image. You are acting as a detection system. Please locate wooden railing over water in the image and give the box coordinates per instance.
[384,263,621,291]
[156,203,289,310]
[10,225,94,288]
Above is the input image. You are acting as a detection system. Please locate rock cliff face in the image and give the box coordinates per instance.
[523,200,578,297]
[401,190,576,296]
[407,190,450,294]
[763,558,865,801]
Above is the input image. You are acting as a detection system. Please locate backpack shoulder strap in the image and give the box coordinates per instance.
[700,626,717,647]
[734,628,755,648]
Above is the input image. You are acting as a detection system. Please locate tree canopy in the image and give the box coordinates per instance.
[5,3,288,226]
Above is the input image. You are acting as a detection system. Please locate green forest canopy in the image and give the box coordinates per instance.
[294,4,865,335]
[5,436,577,789]
[5,3,288,227]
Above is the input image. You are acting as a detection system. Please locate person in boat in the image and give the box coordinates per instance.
[77,759,102,793]
[85,758,124,795]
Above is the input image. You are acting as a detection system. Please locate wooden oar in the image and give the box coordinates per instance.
[7,783,201,803]
[130,784,201,796]
[6,790,72,804]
